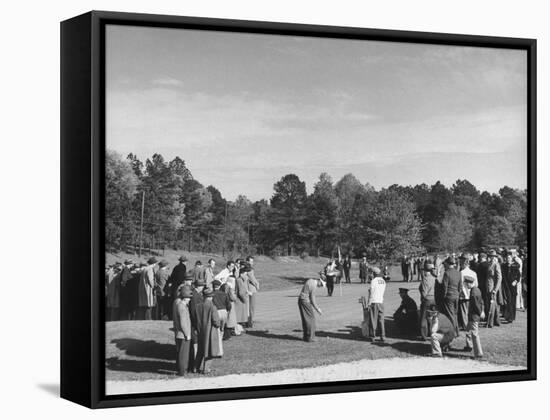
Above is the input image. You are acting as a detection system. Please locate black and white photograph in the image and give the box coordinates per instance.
[103,20,532,397]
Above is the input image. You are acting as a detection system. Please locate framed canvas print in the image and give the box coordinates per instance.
[60,11,536,408]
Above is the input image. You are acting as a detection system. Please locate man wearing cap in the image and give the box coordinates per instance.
[154,260,170,320]
[427,307,457,357]
[173,285,192,376]
[485,250,503,328]
[194,287,221,373]
[442,256,462,337]
[463,275,484,358]
[246,256,260,328]
[419,261,437,340]
[367,267,386,342]
[393,288,418,336]
[458,254,478,331]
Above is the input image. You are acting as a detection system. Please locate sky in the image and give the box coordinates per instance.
[106,24,527,202]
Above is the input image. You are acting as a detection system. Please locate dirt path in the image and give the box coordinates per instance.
[107,356,525,395]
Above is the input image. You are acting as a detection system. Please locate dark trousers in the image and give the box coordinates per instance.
[138,306,152,320]
[175,338,191,375]
[368,303,385,339]
[442,297,459,336]
[248,293,257,326]
[344,268,351,283]
[504,289,517,322]
[326,278,335,296]
[298,299,316,342]
[420,298,435,339]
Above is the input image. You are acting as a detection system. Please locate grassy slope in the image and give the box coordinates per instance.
[106,264,527,381]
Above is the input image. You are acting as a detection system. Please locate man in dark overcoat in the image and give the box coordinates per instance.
[485,250,503,328]
[393,288,418,336]
[193,287,220,373]
[442,256,462,337]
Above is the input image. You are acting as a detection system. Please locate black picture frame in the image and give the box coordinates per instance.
[60,10,537,409]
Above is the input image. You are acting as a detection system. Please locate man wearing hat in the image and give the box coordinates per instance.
[167,256,188,320]
[246,256,260,328]
[427,307,457,357]
[188,276,206,372]
[106,262,122,321]
[154,260,170,320]
[359,255,369,284]
[119,259,136,320]
[234,262,251,327]
[458,254,478,331]
[485,250,503,328]
[191,260,206,285]
[441,256,461,337]
[137,257,158,320]
[173,285,193,376]
[475,252,489,316]
[463,275,484,358]
[212,279,231,342]
[419,261,437,340]
[204,258,216,287]
[193,287,221,373]
[393,288,418,336]
[367,267,386,342]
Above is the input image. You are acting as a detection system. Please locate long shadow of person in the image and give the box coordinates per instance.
[105,357,177,374]
[111,338,175,360]
[245,330,304,341]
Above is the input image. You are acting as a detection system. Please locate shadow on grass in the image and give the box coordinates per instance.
[111,338,174,360]
[246,329,304,341]
[106,357,177,374]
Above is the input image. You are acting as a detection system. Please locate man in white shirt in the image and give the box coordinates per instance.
[367,267,386,342]
[458,253,478,330]
[214,260,235,284]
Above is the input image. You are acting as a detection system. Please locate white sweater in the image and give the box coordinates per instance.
[368,277,386,304]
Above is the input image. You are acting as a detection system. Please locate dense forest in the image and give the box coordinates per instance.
[106,150,527,261]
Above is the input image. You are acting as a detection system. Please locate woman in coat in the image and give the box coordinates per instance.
[234,264,250,325]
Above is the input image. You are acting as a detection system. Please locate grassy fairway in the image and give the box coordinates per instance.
[105,265,527,382]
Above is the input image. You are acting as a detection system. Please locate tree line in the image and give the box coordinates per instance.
[106,150,527,261]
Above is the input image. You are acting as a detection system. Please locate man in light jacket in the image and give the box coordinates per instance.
[246,256,260,328]
[173,285,192,376]
[138,257,158,320]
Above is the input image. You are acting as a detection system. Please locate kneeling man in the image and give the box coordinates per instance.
[427,307,457,357]
[393,288,418,336]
